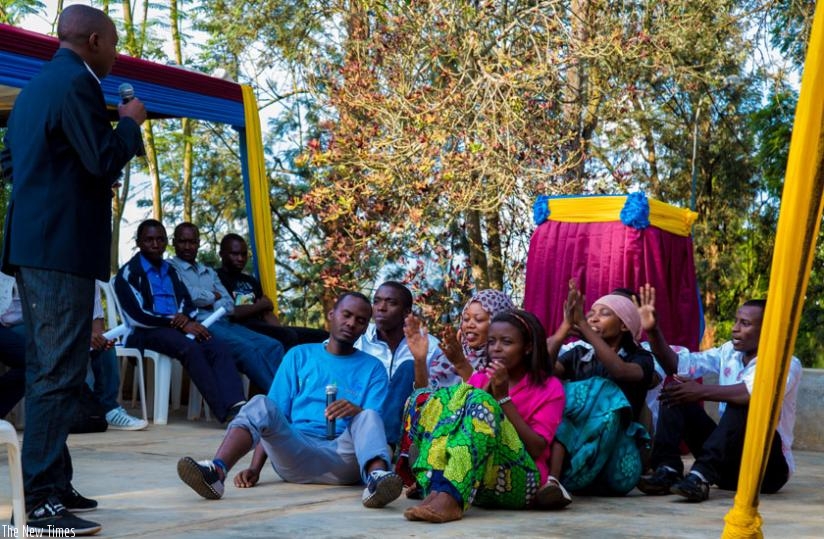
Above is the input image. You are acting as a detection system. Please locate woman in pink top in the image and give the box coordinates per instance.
[403,309,565,523]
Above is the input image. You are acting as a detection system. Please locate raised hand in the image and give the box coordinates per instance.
[636,283,657,332]
[403,313,430,362]
[440,325,464,365]
[563,280,585,327]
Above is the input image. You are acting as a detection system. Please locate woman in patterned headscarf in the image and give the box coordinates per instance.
[427,289,515,388]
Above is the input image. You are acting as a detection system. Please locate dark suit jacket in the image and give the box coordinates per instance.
[1,48,143,280]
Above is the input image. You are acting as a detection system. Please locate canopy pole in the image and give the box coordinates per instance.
[240,85,278,314]
[722,2,824,537]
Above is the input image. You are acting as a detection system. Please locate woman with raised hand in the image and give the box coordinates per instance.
[538,282,655,508]
[425,289,515,388]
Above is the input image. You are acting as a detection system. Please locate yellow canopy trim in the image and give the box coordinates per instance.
[241,85,279,315]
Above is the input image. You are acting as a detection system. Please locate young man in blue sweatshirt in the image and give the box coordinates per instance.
[177,291,403,509]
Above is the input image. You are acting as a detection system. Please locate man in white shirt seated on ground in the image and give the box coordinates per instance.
[636,285,802,502]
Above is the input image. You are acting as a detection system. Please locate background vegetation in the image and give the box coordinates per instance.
[1,0,821,366]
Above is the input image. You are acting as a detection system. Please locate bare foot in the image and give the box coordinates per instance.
[416,492,463,523]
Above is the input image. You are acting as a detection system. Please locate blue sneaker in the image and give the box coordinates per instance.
[177,457,225,500]
[362,470,403,508]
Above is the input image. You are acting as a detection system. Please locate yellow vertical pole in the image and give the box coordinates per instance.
[722,3,824,537]
[240,85,279,313]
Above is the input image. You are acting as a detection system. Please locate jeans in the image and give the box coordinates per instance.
[127,327,245,422]
[230,394,391,485]
[17,267,95,508]
[651,400,789,493]
[0,323,26,418]
[207,319,284,391]
[382,360,415,445]
[88,347,120,413]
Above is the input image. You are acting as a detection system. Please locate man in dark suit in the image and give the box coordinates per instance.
[0,5,146,535]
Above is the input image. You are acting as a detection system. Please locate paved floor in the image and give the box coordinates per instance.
[1,408,823,538]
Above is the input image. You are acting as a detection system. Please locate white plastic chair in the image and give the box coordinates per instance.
[107,277,182,425]
[97,280,148,423]
[0,420,26,531]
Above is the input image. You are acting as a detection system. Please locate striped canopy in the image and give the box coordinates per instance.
[0,23,278,306]
[0,23,244,126]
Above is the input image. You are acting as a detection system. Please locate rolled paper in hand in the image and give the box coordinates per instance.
[186,306,227,339]
[102,323,129,342]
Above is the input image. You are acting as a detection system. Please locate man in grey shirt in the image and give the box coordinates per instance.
[169,223,284,391]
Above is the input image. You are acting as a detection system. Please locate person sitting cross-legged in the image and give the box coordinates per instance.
[114,219,247,423]
[177,292,403,509]
[169,223,285,391]
[636,284,802,502]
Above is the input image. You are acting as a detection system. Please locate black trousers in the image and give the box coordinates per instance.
[240,319,328,351]
[651,401,789,493]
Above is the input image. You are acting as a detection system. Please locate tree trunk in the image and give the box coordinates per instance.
[466,209,489,290]
[484,209,504,290]
[110,163,131,275]
[170,0,194,221]
[563,0,593,186]
[143,120,163,221]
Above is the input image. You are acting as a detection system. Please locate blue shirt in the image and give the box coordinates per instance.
[139,255,177,316]
[267,343,388,438]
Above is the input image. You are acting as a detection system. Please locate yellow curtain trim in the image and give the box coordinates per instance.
[545,195,697,237]
[241,85,279,315]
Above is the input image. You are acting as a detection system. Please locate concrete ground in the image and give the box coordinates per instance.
[2,408,823,539]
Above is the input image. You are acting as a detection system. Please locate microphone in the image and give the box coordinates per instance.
[326,384,337,440]
[118,82,135,104]
[117,83,145,157]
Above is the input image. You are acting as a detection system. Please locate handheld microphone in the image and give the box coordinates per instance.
[118,82,135,104]
[326,384,337,440]
[117,83,145,157]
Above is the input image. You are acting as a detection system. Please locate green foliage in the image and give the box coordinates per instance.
[0,0,45,25]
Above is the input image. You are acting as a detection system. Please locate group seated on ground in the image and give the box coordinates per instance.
[171,277,801,522]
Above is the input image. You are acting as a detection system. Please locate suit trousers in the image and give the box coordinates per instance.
[16,267,95,508]
[652,400,789,493]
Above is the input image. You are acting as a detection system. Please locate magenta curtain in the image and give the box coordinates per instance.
[524,220,701,351]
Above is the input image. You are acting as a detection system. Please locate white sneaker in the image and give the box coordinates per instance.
[362,470,403,508]
[105,406,149,431]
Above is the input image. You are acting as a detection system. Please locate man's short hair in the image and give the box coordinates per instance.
[136,219,165,241]
[742,299,767,312]
[57,4,112,45]
[173,222,199,240]
[334,291,371,310]
[376,281,413,310]
[220,233,246,252]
